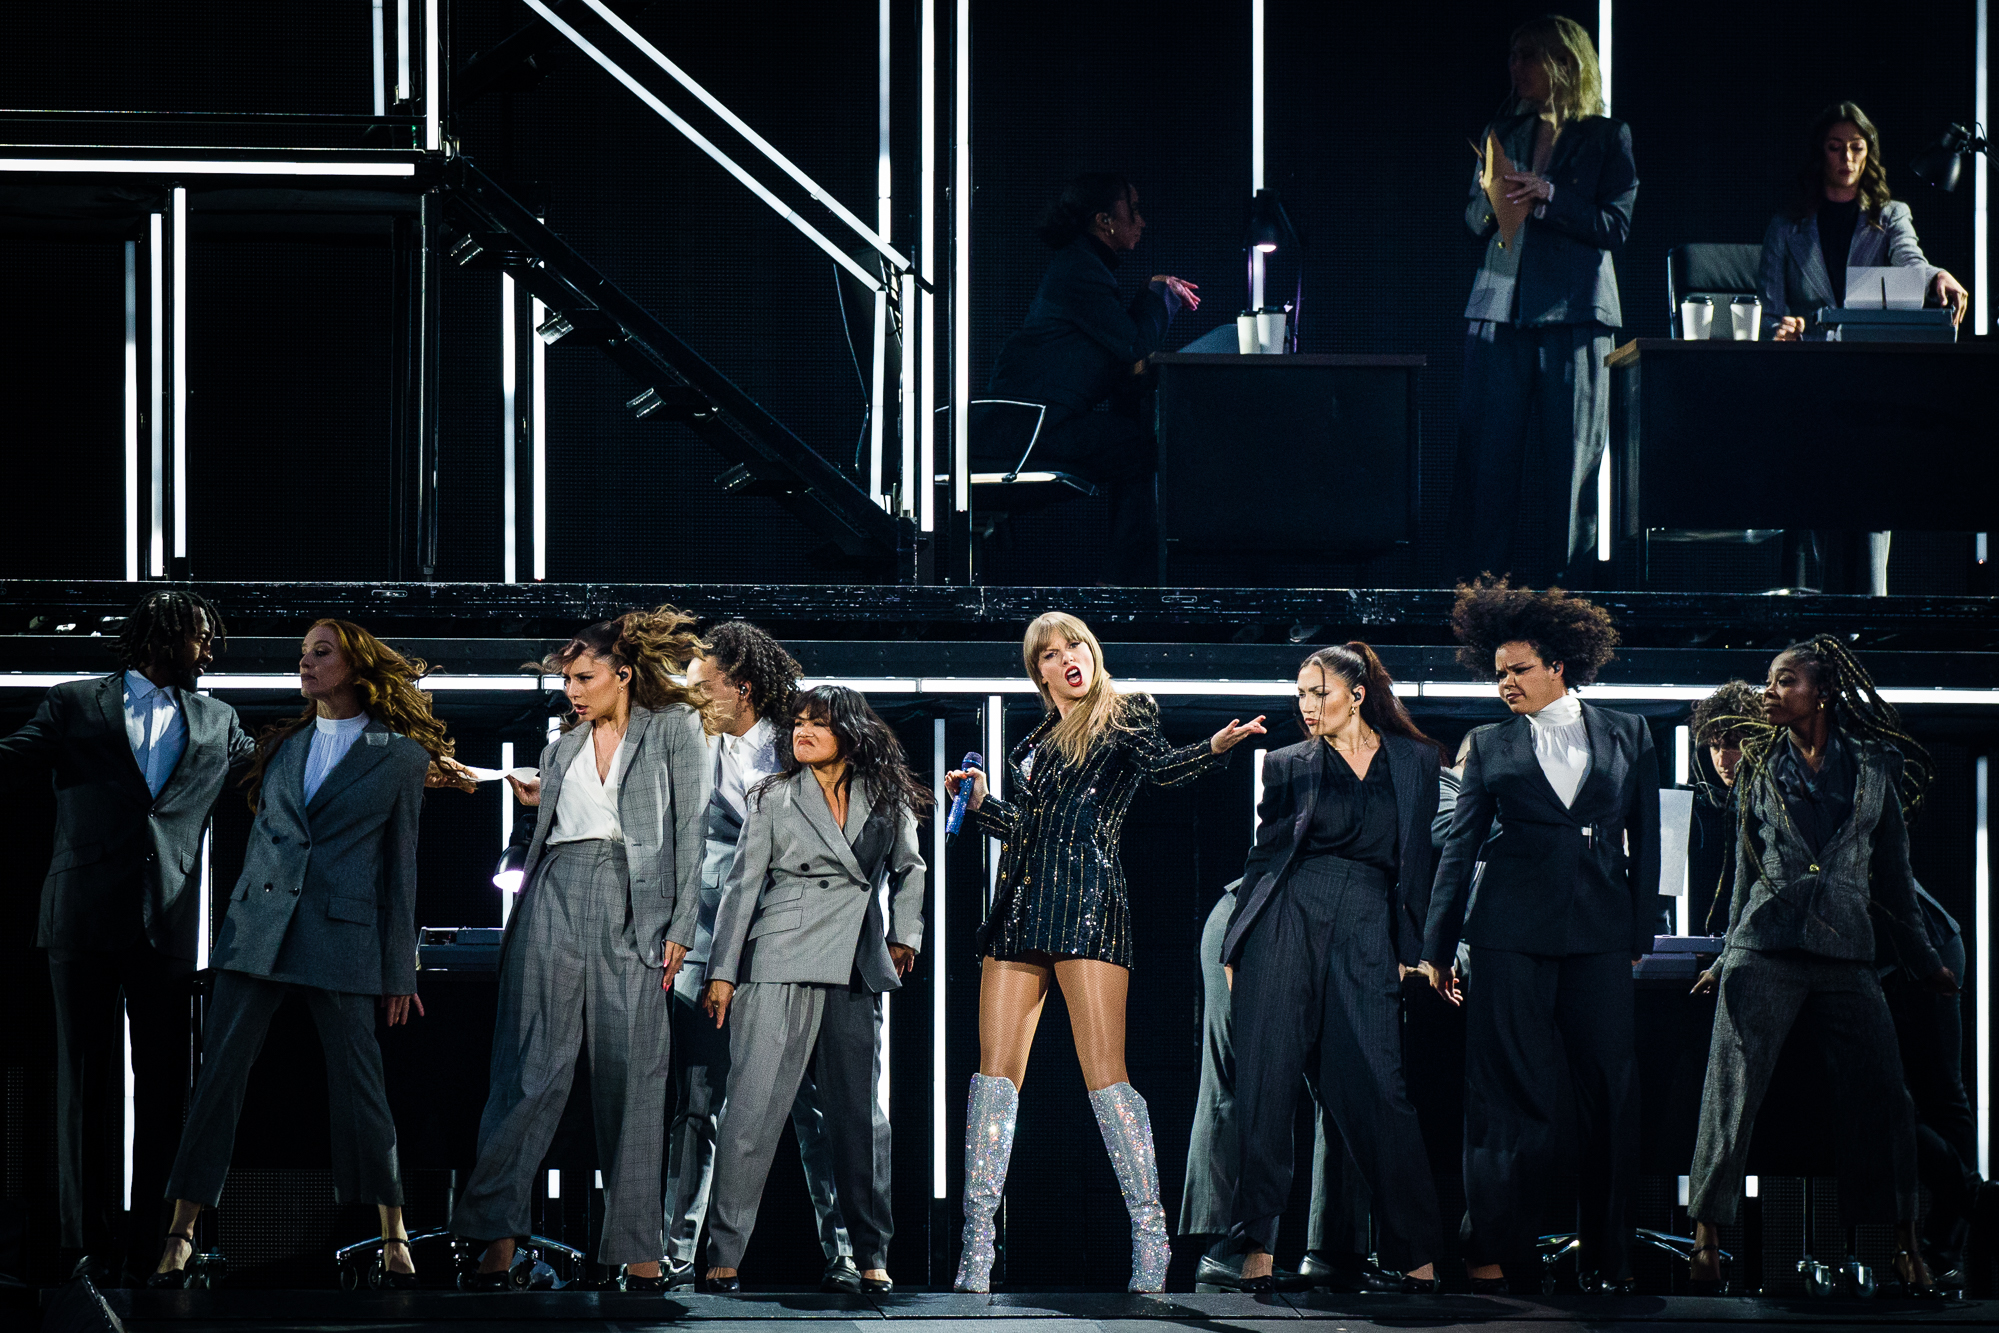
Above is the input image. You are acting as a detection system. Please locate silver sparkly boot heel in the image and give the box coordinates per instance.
[953,1073,1019,1292]
[1089,1081,1170,1293]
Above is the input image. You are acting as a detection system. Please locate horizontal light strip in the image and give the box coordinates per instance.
[3,672,1998,705]
[0,158,417,176]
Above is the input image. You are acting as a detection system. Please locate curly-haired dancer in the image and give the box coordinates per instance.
[697,687,930,1291]
[454,607,711,1291]
[150,621,474,1288]
[0,591,252,1286]
[945,613,1264,1292]
[1418,580,1661,1293]
[1685,638,1951,1295]
[667,624,875,1292]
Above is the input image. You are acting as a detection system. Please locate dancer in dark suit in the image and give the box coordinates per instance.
[1224,644,1444,1292]
[0,591,253,1285]
[1419,581,1659,1293]
[454,606,710,1291]
[1685,638,1951,1296]
[150,620,474,1288]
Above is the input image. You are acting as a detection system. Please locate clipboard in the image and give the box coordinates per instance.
[1479,131,1533,249]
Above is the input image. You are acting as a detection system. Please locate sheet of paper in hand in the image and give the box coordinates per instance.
[1480,131,1533,249]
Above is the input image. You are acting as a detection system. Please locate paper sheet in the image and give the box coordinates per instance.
[1659,788,1694,899]
[1843,266,1926,310]
[1480,131,1533,249]
[464,765,540,784]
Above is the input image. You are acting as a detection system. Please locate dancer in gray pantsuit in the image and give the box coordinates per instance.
[699,686,928,1291]
[1684,638,1952,1296]
[453,607,710,1291]
[151,620,474,1288]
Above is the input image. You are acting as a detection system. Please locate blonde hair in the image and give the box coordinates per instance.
[1511,14,1604,126]
[1022,612,1145,766]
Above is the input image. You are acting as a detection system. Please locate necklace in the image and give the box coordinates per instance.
[1327,729,1378,753]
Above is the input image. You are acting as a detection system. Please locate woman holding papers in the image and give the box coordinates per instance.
[1448,15,1636,589]
[1760,101,1968,341]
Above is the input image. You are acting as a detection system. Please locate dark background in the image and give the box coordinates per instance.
[0,0,1990,1293]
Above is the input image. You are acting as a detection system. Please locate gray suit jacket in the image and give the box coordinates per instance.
[707,769,926,989]
[1759,201,1938,335]
[0,673,255,960]
[213,719,429,995]
[521,702,710,967]
[1724,733,1938,972]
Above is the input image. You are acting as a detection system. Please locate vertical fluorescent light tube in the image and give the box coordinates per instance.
[1597,448,1613,561]
[878,992,893,1122]
[1250,0,1265,309]
[124,242,139,581]
[547,1168,560,1199]
[424,0,441,151]
[1598,0,1614,111]
[170,185,188,563]
[931,717,947,1199]
[900,273,919,517]
[985,696,1004,910]
[372,0,387,116]
[396,0,411,101]
[1674,725,1690,787]
[530,297,548,581]
[148,212,164,577]
[501,276,518,583]
[1976,754,1990,1177]
[951,0,970,515]
[499,741,516,928]
[1975,0,1989,335]
[197,826,212,971]
[919,0,937,534]
[122,1005,135,1210]
[870,0,891,510]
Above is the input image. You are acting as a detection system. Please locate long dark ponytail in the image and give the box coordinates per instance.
[1298,642,1440,755]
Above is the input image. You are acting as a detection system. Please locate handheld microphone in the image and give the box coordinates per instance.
[945,751,984,841]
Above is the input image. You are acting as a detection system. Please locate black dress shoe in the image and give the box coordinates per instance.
[1400,1275,1443,1294]
[458,1267,516,1292]
[1469,1276,1509,1295]
[1195,1254,1305,1291]
[701,1273,742,1293]
[664,1258,696,1290]
[146,1233,197,1290]
[860,1275,893,1293]
[1238,1273,1276,1293]
[623,1271,671,1293]
[821,1256,864,1294]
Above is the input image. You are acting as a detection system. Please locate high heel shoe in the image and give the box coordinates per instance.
[374,1237,419,1290]
[1089,1082,1169,1294]
[147,1232,198,1290]
[1883,1249,1939,1299]
[1686,1244,1726,1297]
[953,1074,1019,1293]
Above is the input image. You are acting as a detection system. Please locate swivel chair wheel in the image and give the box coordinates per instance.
[339,1258,364,1292]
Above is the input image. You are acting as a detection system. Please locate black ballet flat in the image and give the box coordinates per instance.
[146,1232,197,1290]
[701,1273,742,1293]
[1238,1273,1277,1293]
[860,1274,893,1293]
[1400,1275,1443,1294]
[622,1270,670,1293]
[1469,1276,1509,1295]
[457,1267,516,1292]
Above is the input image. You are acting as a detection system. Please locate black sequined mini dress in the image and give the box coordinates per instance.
[971,696,1227,969]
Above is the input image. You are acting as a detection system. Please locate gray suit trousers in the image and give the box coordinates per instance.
[166,969,401,1208]
[1689,949,1918,1226]
[708,980,891,1270]
[452,841,673,1266]
[665,986,853,1265]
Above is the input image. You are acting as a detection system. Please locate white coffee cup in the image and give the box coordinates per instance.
[1256,307,1288,354]
[1237,312,1259,354]
[1730,296,1762,341]
[1680,297,1714,341]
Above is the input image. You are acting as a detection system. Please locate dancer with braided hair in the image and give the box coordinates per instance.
[454,606,711,1292]
[1417,579,1660,1294]
[1685,638,1952,1295]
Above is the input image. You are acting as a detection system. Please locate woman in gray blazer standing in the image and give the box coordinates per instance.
[453,606,710,1292]
[1760,101,1967,341]
[699,685,928,1291]
[150,620,474,1289]
[1685,637,1953,1296]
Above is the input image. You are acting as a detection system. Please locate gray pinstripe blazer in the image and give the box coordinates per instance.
[706,769,925,989]
[1759,201,1939,334]
[521,702,710,967]
[214,719,430,995]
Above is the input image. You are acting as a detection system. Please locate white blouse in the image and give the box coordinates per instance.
[303,712,370,804]
[1525,692,1590,808]
[548,728,628,845]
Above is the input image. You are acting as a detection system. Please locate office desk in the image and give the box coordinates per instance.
[1607,340,1997,563]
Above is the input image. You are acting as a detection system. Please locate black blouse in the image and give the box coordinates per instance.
[1299,743,1399,873]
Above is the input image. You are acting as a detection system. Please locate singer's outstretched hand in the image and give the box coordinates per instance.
[1210,716,1268,754]
[944,766,988,811]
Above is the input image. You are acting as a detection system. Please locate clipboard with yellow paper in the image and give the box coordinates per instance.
[1479,131,1533,249]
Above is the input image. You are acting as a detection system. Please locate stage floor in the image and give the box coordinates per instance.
[72,1288,1999,1333]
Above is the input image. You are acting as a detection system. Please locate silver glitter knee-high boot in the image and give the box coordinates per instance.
[1089,1082,1170,1292]
[953,1073,1020,1292]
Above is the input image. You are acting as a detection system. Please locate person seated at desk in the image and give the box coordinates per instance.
[1760,101,1968,341]
[984,172,1200,585]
